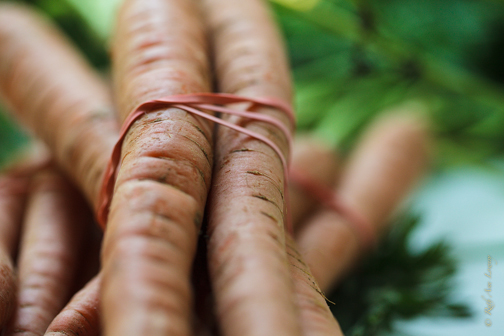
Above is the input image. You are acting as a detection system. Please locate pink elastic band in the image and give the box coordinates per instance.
[288,168,376,250]
[97,93,295,229]
[96,92,374,249]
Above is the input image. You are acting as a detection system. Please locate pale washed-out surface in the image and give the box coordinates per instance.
[394,164,504,335]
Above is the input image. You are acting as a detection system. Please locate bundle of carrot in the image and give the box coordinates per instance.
[0,0,430,335]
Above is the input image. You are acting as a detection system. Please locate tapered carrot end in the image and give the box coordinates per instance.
[45,276,101,336]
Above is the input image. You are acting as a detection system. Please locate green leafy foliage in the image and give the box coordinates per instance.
[273,0,504,165]
[328,214,471,336]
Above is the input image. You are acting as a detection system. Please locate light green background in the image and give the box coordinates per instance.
[395,166,504,335]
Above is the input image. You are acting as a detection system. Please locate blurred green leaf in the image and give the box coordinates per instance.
[0,108,30,169]
[328,214,472,336]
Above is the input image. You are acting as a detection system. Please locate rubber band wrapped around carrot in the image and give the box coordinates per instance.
[288,137,339,228]
[100,0,214,334]
[298,110,430,292]
[200,0,304,334]
[0,6,114,332]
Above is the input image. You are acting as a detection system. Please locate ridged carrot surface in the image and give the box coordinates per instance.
[5,168,93,336]
[298,112,430,292]
[101,0,214,334]
[0,174,28,327]
[201,0,301,335]
[0,4,118,211]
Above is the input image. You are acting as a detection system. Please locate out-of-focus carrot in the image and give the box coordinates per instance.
[0,6,115,333]
[100,0,214,334]
[298,110,430,292]
[45,275,101,336]
[0,4,118,211]
[201,0,301,335]
[0,145,50,328]
[5,168,93,336]
[289,136,339,229]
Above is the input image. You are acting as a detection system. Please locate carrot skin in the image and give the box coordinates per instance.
[0,144,55,329]
[0,9,115,332]
[0,4,211,335]
[201,0,301,335]
[289,137,339,229]
[0,4,118,210]
[101,0,213,334]
[0,169,35,327]
[45,275,101,336]
[4,169,93,336]
[286,236,343,336]
[0,253,16,330]
[298,112,430,292]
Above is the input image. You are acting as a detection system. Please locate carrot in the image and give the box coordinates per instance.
[4,168,93,336]
[100,0,213,334]
[0,6,114,333]
[0,3,118,211]
[0,4,213,334]
[200,0,301,335]
[287,139,346,336]
[289,136,339,228]
[286,235,344,336]
[298,110,430,292]
[0,145,50,328]
[45,275,101,336]
[0,176,26,328]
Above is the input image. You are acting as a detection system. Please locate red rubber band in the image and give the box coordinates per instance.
[288,168,376,250]
[96,93,295,229]
[96,92,374,249]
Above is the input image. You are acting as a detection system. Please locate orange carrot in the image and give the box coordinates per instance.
[0,176,26,328]
[45,275,101,336]
[298,110,430,292]
[5,168,93,336]
[100,0,214,334]
[286,236,343,336]
[0,4,214,334]
[289,137,339,228]
[0,145,50,328]
[200,0,301,334]
[0,6,114,333]
[283,138,346,335]
[0,3,118,211]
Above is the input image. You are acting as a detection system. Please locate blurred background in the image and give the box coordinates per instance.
[1,0,503,334]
